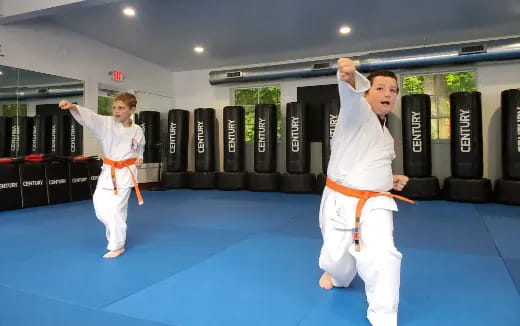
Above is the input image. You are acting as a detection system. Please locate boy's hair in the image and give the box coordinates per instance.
[367,70,399,93]
[115,92,137,109]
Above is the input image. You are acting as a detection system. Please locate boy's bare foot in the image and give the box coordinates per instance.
[319,272,334,290]
[103,247,125,258]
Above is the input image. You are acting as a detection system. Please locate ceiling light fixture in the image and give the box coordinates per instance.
[194,46,204,54]
[123,7,136,16]
[339,25,352,35]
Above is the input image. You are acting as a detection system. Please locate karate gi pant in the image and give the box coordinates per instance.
[319,203,402,326]
[93,187,131,251]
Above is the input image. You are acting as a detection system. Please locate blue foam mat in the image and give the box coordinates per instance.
[504,258,520,295]
[106,234,324,326]
[484,216,520,259]
[0,226,249,308]
[1,190,519,326]
[0,285,170,326]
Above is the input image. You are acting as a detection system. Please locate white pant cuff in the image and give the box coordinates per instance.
[367,311,397,326]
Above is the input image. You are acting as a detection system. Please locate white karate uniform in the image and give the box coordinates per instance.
[318,72,401,326]
[71,106,145,251]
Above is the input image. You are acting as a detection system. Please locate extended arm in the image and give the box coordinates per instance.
[59,100,110,140]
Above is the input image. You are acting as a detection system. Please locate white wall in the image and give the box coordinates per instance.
[0,19,173,156]
[173,59,520,183]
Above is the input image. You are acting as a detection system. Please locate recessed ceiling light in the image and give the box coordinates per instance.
[339,25,352,35]
[0,71,3,75]
[194,46,204,54]
[123,7,136,16]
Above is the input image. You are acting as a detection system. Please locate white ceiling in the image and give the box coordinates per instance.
[7,0,520,71]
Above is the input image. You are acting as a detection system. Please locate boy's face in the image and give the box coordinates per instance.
[112,100,135,124]
[364,76,399,117]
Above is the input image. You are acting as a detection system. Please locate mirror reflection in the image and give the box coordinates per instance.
[0,65,84,158]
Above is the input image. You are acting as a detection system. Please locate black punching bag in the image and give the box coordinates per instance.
[248,104,280,191]
[194,108,216,172]
[317,99,340,193]
[9,116,33,157]
[401,94,432,177]
[0,117,9,157]
[396,94,439,200]
[322,98,340,174]
[217,106,247,190]
[46,115,65,157]
[495,89,520,205]
[286,102,309,173]
[223,106,245,172]
[166,109,189,172]
[139,111,160,163]
[281,102,315,193]
[64,115,83,157]
[254,104,277,173]
[501,89,520,180]
[190,108,217,189]
[31,115,47,154]
[449,92,483,178]
[444,91,491,203]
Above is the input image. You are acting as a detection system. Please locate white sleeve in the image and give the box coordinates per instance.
[331,71,372,147]
[336,71,371,131]
[70,105,112,140]
[137,127,145,159]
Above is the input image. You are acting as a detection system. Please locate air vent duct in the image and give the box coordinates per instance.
[209,37,520,85]
[209,59,337,85]
[0,84,84,100]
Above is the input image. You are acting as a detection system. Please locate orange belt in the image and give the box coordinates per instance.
[326,177,414,251]
[103,157,144,205]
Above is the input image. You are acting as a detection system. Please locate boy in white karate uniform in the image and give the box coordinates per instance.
[59,93,145,258]
[318,58,411,326]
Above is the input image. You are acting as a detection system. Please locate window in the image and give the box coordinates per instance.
[233,86,281,142]
[401,71,476,140]
[1,104,27,117]
[97,96,114,116]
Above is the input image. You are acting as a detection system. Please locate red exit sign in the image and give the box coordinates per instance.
[109,70,124,81]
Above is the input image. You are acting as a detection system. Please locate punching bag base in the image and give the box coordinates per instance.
[20,162,48,208]
[217,172,247,190]
[46,161,70,205]
[0,163,22,211]
[247,172,280,192]
[281,173,316,193]
[394,176,440,200]
[189,171,216,189]
[163,172,188,189]
[443,177,492,203]
[494,178,520,205]
[316,173,327,194]
[68,161,92,202]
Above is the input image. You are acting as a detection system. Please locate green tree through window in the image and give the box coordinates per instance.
[98,96,114,116]
[234,86,281,142]
[401,71,476,140]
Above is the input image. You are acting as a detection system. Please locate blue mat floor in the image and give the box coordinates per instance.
[0,189,519,326]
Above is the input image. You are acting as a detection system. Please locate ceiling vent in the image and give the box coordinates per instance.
[459,44,487,55]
